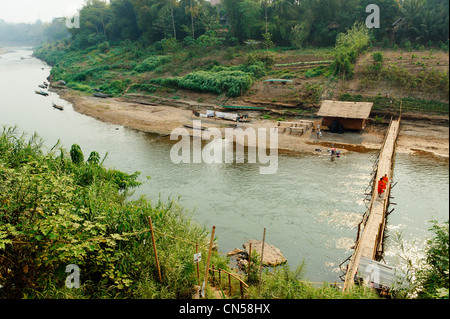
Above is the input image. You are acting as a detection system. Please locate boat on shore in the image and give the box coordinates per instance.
[52,103,64,111]
[183,123,208,131]
[35,90,49,96]
[93,92,113,98]
[219,105,266,111]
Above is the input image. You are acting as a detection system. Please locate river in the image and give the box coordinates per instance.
[0,48,448,284]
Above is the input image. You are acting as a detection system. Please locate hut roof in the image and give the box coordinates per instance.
[317,100,373,120]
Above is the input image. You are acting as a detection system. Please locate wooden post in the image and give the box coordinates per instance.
[203,226,216,299]
[148,216,162,284]
[240,281,244,299]
[258,228,266,295]
[247,242,252,277]
[196,243,200,285]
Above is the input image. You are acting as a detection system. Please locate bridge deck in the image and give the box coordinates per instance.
[343,118,401,291]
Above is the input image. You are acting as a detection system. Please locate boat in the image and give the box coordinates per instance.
[35,90,49,96]
[52,103,64,111]
[38,84,47,89]
[264,79,294,84]
[93,92,113,98]
[219,105,266,111]
[183,124,208,131]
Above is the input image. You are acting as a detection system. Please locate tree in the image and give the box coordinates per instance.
[330,22,371,78]
[108,0,140,41]
[238,0,262,40]
[290,22,311,49]
[69,0,113,47]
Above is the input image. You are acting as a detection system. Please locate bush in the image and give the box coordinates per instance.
[305,66,327,78]
[129,83,158,94]
[0,127,226,299]
[330,22,371,78]
[417,220,449,299]
[245,51,275,69]
[98,41,110,53]
[157,37,181,54]
[70,65,110,82]
[151,69,253,97]
[134,56,171,73]
[372,51,384,63]
[67,82,92,92]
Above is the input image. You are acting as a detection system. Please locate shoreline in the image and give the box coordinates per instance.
[54,87,449,159]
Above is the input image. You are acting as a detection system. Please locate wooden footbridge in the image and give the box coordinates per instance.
[342,116,401,291]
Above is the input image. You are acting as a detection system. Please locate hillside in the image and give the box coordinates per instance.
[34,39,449,121]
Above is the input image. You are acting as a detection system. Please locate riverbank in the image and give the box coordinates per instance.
[54,87,449,158]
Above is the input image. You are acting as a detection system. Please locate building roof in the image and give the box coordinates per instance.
[317,100,373,120]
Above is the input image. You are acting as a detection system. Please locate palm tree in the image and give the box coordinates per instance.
[410,10,440,44]
[273,0,293,18]
[399,0,425,37]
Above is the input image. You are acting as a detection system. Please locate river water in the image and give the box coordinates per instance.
[1,49,448,283]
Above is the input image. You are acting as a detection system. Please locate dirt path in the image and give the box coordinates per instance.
[56,89,449,158]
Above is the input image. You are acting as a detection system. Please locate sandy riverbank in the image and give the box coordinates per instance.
[55,88,449,158]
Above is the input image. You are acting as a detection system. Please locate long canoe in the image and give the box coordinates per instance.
[35,90,49,96]
[93,92,113,98]
[52,103,64,111]
[219,105,266,111]
[263,79,293,83]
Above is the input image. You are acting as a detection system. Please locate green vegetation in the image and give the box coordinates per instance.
[339,93,449,115]
[0,126,225,298]
[1,0,449,302]
[330,22,371,78]
[391,220,449,299]
[0,127,384,299]
[2,124,447,299]
[148,55,270,97]
[31,0,448,110]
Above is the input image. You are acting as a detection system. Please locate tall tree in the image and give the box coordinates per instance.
[108,0,140,41]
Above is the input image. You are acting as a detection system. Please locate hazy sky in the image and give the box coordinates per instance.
[0,0,86,23]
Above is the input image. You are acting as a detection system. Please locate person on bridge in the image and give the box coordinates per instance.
[382,174,389,192]
[377,177,386,197]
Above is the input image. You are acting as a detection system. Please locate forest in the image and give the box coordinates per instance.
[1,0,449,49]
[58,0,450,49]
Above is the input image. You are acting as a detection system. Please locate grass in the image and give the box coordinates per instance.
[339,93,449,115]
[0,126,388,299]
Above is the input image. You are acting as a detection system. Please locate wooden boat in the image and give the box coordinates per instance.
[52,103,64,111]
[183,124,208,131]
[264,79,294,84]
[35,90,49,96]
[93,92,113,98]
[219,105,266,111]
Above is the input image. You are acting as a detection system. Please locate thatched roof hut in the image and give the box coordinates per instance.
[317,100,373,131]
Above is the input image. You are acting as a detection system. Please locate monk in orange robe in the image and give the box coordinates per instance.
[382,174,389,192]
[377,178,385,197]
